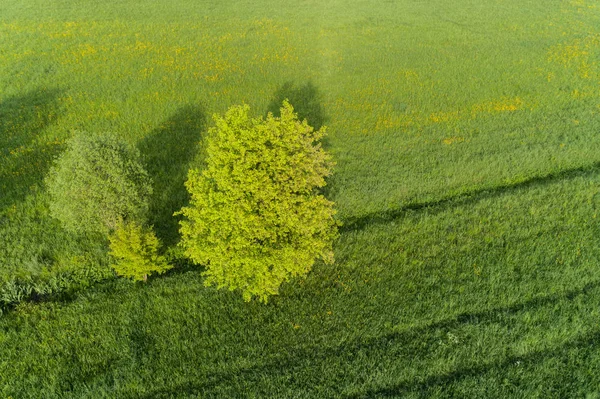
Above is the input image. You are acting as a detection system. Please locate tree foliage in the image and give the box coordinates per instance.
[45,132,152,235]
[178,101,338,302]
[108,221,171,282]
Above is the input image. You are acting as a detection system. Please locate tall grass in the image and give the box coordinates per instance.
[1,0,600,396]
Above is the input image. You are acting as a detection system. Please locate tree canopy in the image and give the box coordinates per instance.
[46,132,152,236]
[178,101,338,302]
[108,220,172,282]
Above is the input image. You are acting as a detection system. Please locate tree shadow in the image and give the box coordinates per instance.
[136,278,600,397]
[139,105,207,247]
[341,160,600,233]
[266,81,326,132]
[0,88,63,211]
[344,327,600,398]
[137,321,600,397]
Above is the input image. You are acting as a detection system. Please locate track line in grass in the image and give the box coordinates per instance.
[135,278,600,397]
[341,160,600,233]
[343,328,600,398]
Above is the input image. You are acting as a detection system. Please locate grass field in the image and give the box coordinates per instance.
[2,0,600,396]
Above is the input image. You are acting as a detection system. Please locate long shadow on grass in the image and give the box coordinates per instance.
[138,278,600,397]
[342,161,600,233]
[0,88,63,211]
[343,327,600,398]
[139,106,207,246]
[266,81,327,132]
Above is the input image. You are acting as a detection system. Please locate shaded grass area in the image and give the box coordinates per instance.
[138,280,600,398]
[0,88,63,211]
[267,81,326,131]
[2,171,600,397]
[342,159,600,232]
[139,105,206,246]
[0,88,113,307]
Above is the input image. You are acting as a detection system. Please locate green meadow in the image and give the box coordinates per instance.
[2,0,600,396]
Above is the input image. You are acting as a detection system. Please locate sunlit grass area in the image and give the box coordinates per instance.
[1,0,600,396]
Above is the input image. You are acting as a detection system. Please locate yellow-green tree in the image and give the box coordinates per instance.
[109,221,172,282]
[178,101,338,302]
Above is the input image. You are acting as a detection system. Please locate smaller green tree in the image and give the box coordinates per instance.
[108,221,172,282]
[46,131,152,235]
[178,101,338,302]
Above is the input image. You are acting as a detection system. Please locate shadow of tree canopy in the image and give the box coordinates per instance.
[341,160,600,233]
[139,106,206,246]
[0,88,63,211]
[266,81,326,131]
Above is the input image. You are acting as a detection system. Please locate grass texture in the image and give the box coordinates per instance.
[1,0,600,396]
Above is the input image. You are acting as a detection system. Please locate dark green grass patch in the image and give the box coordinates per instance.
[0,88,63,211]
